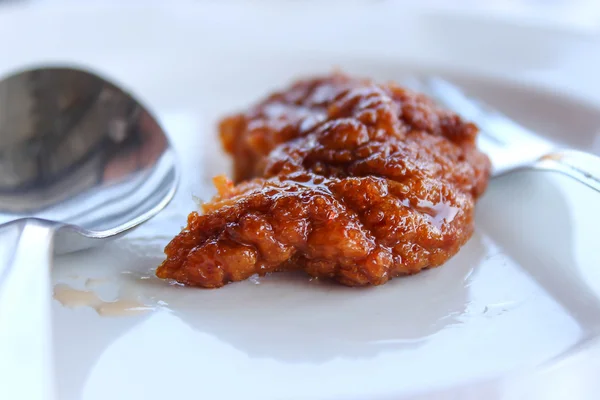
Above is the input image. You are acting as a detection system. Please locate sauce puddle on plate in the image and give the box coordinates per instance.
[53,283,153,317]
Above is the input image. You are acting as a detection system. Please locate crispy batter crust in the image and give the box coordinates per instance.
[157,73,491,288]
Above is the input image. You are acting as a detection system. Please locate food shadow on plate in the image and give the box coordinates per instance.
[51,227,485,373]
[127,233,487,363]
[477,171,600,337]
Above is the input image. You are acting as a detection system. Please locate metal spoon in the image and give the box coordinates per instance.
[0,67,179,400]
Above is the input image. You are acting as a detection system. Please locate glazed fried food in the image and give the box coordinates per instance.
[157,73,491,288]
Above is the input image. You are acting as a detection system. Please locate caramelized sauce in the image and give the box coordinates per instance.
[157,73,491,288]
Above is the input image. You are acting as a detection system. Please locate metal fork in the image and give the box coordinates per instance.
[410,77,600,193]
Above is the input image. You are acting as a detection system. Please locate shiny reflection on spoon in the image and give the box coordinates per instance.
[0,66,178,400]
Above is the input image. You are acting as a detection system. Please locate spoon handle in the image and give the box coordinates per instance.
[0,220,56,400]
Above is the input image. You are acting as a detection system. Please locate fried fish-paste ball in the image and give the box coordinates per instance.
[156,73,491,288]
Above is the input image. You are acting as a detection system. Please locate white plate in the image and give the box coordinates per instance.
[1,2,600,399]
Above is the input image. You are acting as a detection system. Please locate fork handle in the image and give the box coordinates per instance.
[533,149,600,194]
[0,219,56,400]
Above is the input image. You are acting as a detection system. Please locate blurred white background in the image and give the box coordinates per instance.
[0,0,599,34]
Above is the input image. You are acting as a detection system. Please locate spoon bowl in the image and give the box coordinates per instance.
[0,66,178,400]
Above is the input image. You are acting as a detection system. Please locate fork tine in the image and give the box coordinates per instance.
[421,77,485,122]
[400,76,425,93]
[421,77,555,149]
[407,76,503,148]
[410,76,600,188]
[411,76,555,175]
[420,77,506,147]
